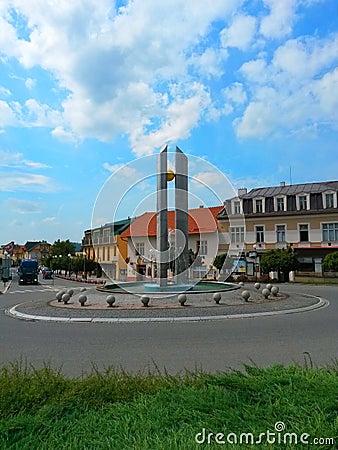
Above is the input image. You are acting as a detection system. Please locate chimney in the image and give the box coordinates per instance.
[238,188,247,196]
[280,181,286,187]
[199,205,204,208]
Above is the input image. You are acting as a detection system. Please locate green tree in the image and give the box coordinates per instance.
[322,252,338,272]
[213,253,233,271]
[50,239,75,257]
[260,246,299,281]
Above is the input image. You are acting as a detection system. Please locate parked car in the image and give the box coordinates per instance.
[42,268,53,279]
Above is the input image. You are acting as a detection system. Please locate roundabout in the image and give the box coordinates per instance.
[5,282,329,323]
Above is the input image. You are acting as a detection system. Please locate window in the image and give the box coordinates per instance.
[255,226,264,243]
[322,223,338,241]
[92,230,100,244]
[230,227,245,243]
[135,242,145,256]
[325,193,334,208]
[102,247,105,261]
[233,201,241,214]
[299,224,309,242]
[299,195,307,210]
[277,197,285,211]
[107,246,110,261]
[276,225,286,242]
[197,240,208,255]
[255,199,263,213]
[103,228,110,243]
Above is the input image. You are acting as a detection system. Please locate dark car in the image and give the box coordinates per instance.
[42,268,53,279]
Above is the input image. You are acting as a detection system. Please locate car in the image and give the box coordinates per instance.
[42,268,53,279]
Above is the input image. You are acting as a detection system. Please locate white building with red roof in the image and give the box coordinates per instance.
[120,206,223,280]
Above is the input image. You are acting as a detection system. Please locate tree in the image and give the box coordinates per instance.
[260,246,299,281]
[213,253,233,272]
[50,239,75,257]
[322,252,338,272]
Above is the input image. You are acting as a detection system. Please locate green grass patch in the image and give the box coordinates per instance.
[0,361,337,449]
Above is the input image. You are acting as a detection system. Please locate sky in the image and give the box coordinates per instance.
[0,0,337,245]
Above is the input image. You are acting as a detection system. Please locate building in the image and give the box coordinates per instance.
[217,181,338,275]
[120,206,223,280]
[82,218,132,280]
[24,241,52,262]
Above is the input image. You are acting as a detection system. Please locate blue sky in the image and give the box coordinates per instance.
[0,0,337,245]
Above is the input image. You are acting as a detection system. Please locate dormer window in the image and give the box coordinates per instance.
[296,193,310,211]
[322,191,337,209]
[253,197,265,213]
[232,200,242,214]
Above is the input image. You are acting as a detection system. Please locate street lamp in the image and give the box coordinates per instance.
[2,250,10,283]
[253,244,258,281]
[67,253,72,277]
[82,252,86,279]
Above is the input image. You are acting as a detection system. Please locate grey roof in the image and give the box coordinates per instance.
[240,181,338,199]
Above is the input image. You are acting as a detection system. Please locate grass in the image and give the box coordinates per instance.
[0,361,337,449]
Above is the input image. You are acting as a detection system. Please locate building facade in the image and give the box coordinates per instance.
[121,206,223,280]
[217,181,338,275]
[82,218,132,280]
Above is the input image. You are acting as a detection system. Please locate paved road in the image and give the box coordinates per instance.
[0,276,337,377]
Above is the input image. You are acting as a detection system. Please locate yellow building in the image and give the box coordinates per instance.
[82,218,132,280]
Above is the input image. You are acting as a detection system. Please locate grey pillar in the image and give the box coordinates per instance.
[175,147,189,284]
[157,146,168,287]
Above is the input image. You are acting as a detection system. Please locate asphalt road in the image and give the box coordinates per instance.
[0,275,337,377]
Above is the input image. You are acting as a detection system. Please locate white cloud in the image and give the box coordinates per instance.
[25,77,36,89]
[223,82,247,105]
[0,86,11,97]
[234,33,338,138]
[0,149,51,169]
[0,172,56,192]
[260,0,296,39]
[3,198,42,214]
[220,15,256,50]
[0,0,243,155]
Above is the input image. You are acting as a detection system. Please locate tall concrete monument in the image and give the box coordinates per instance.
[157,146,189,287]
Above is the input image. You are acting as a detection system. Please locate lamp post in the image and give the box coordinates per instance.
[82,252,86,279]
[68,253,72,277]
[2,250,10,283]
[253,244,258,281]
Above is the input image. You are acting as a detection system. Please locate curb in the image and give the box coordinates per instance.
[0,279,12,295]
[5,296,329,323]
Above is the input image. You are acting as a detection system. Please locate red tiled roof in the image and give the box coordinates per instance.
[121,206,223,238]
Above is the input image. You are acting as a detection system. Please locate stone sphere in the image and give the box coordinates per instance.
[238,281,245,287]
[254,283,261,290]
[178,294,187,306]
[213,292,222,304]
[56,290,65,302]
[106,295,115,307]
[67,289,74,296]
[271,286,279,296]
[241,290,250,302]
[262,288,270,299]
[62,293,70,304]
[78,295,87,306]
[80,287,87,292]
[266,284,272,291]
[141,295,150,307]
